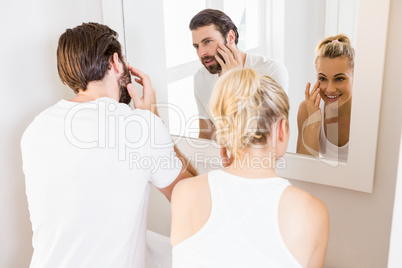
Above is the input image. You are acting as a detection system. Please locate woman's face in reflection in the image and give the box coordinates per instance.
[316,56,353,107]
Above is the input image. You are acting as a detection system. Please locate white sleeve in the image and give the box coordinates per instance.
[141,111,182,189]
[269,61,289,94]
[194,75,209,119]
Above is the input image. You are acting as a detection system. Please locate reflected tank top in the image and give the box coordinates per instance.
[319,101,349,160]
[172,169,302,268]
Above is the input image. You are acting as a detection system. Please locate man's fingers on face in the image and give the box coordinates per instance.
[219,43,232,55]
[134,78,142,85]
[215,54,224,65]
[226,42,237,54]
[218,48,230,63]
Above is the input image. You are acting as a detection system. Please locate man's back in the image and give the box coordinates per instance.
[21,97,181,268]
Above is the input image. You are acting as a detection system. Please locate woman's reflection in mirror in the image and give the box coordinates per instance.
[296,34,355,160]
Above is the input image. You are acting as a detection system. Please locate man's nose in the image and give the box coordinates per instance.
[198,47,207,58]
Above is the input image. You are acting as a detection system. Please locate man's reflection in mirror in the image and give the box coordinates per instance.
[297,34,354,160]
[189,9,289,140]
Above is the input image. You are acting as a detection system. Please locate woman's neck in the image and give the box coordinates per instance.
[325,97,352,119]
[224,148,278,179]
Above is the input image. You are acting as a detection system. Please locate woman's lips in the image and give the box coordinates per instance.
[325,94,342,102]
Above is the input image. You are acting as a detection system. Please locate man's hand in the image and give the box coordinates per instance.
[214,42,243,75]
[127,66,158,115]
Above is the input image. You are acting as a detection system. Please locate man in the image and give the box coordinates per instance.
[21,22,196,268]
[190,9,289,139]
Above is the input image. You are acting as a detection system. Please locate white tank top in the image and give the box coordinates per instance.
[172,170,302,268]
[319,101,349,160]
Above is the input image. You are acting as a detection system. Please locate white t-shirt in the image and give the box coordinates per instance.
[21,97,182,268]
[194,53,289,120]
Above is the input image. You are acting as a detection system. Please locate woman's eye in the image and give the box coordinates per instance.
[336,77,345,82]
[318,77,326,81]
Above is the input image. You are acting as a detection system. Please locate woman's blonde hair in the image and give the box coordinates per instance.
[315,34,355,68]
[209,68,289,158]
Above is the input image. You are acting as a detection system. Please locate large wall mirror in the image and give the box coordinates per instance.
[103,0,390,192]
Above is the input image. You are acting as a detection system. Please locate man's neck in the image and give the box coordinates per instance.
[69,79,118,103]
[240,51,247,66]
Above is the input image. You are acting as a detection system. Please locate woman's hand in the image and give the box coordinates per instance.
[305,82,322,123]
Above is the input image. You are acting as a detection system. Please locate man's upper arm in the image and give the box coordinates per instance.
[158,167,193,202]
[143,111,182,189]
[263,59,289,94]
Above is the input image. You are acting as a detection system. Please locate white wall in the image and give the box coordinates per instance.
[388,132,402,267]
[0,0,104,267]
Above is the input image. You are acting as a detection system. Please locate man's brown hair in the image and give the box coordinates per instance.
[189,9,239,45]
[57,22,124,93]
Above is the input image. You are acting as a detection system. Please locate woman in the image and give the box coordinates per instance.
[170,68,329,268]
[297,34,354,160]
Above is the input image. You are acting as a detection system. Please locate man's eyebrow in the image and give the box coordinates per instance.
[201,37,212,43]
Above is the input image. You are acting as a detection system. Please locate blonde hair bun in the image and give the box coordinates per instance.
[209,68,289,158]
[315,34,355,68]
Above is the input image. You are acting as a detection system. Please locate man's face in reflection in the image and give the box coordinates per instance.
[192,24,227,74]
[118,60,132,104]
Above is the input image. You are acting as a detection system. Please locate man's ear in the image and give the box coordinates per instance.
[111,52,123,74]
[226,30,236,44]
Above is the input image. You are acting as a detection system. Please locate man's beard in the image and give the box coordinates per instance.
[202,55,222,74]
[201,40,227,74]
[118,63,132,104]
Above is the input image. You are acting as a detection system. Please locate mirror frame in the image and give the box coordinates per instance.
[276,0,390,193]
[103,0,390,193]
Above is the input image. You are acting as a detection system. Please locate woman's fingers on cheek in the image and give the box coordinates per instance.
[317,92,322,104]
[305,83,311,100]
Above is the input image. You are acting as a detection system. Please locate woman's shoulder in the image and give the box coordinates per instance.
[279,185,329,267]
[172,174,209,197]
[171,173,210,211]
[171,173,211,246]
[281,186,327,216]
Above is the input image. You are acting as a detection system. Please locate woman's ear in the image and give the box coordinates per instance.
[226,30,236,45]
[278,119,288,142]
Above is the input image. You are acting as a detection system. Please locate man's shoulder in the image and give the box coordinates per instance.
[246,53,282,69]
